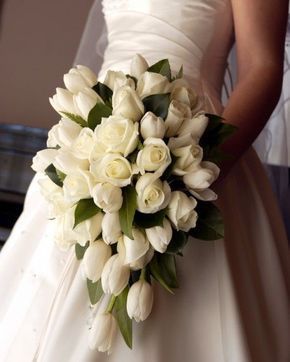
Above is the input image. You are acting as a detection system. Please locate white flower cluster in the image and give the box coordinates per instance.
[32,54,221,353]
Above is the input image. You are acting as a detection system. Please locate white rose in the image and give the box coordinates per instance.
[53,150,89,174]
[178,113,209,141]
[47,118,82,149]
[71,127,96,160]
[130,54,149,79]
[101,212,122,245]
[90,153,133,187]
[112,85,144,122]
[101,254,130,295]
[136,173,171,213]
[64,65,97,94]
[82,240,112,282]
[136,137,171,177]
[183,161,220,201]
[145,218,172,253]
[63,170,94,203]
[137,71,170,99]
[171,144,203,176]
[170,86,198,109]
[49,87,78,115]
[140,111,166,139]
[164,100,191,137]
[73,87,103,120]
[103,70,135,91]
[123,228,149,265]
[88,312,117,353]
[31,149,58,172]
[167,191,198,232]
[71,211,104,246]
[94,116,139,157]
[127,280,153,322]
[54,206,77,250]
[91,183,123,213]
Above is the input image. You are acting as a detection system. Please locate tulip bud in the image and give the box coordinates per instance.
[92,183,123,213]
[49,87,77,115]
[88,312,117,353]
[73,87,103,120]
[123,228,150,264]
[101,212,122,245]
[47,118,82,149]
[140,112,166,139]
[178,113,209,141]
[130,54,149,79]
[127,279,153,322]
[64,65,97,94]
[101,254,130,295]
[112,85,144,122]
[145,218,172,253]
[31,149,58,172]
[83,240,112,282]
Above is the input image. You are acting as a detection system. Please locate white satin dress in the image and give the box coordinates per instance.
[0,1,288,361]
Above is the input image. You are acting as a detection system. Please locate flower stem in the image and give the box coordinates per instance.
[140,268,146,281]
[106,295,117,313]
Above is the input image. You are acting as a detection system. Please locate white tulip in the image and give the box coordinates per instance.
[136,173,171,214]
[54,206,77,250]
[112,85,144,122]
[167,191,198,232]
[49,87,78,115]
[164,100,191,137]
[123,228,150,264]
[63,170,94,203]
[136,137,171,177]
[94,116,139,157]
[101,254,130,296]
[145,218,172,253]
[170,85,198,109]
[130,54,149,79]
[178,113,209,141]
[92,183,123,213]
[31,149,58,172]
[72,211,104,246]
[102,212,122,245]
[64,65,97,94]
[73,87,103,120]
[47,118,82,149]
[167,133,194,150]
[103,70,135,92]
[89,312,117,353]
[83,240,112,282]
[127,280,153,322]
[171,144,203,176]
[129,247,154,271]
[183,161,220,201]
[137,71,170,99]
[53,150,89,174]
[90,153,133,187]
[140,111,166,139]
[71,127,96,160]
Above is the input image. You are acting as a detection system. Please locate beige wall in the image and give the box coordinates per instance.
[0,1,93,129]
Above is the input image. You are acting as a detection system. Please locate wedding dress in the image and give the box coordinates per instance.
[0,1,288,361]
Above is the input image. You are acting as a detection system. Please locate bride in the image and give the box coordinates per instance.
[0,0,288,361]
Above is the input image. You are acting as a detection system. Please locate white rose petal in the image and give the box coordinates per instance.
[72,211,104,246]
[167,191,198,232]
[47,118,82,149]
[145,218,172,253]
[167,134,194,150]
[172,144,203,176]
[63,170,94,203]
[104,70,135,92]
[164,100,191,137]
[130,54,149,79]
[53,150,89,174]
[71,127,96,160]
[102,212,122,245]
[178,113,209,141]
[94,116,139,157]
[112,85,144,122]
[49,87,78,115]
[137,71,170,99]
[127,280,153,322]
[31,149,58,172]
[136,173,171,214]
[64,65,97,94]
[73,87,103,120]
[92,183,123,213]
[140,111,166,139]
[170,86,198,109]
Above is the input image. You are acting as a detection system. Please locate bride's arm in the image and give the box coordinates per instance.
[221,0,288,175]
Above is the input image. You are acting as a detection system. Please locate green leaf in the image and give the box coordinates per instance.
[113,286,132,349]
[166,230,188,255]
[60,112,87,127]
[75,241,89,260]
[143,93,170,119]
[134,208,166,228]
[87,279,103,305]
[93,82,113,105]
[74,198,101,228]
[149,253,178,293]
[119,186,137,239]
[147,59,172,81]
[45,164,64,187]
[55,168,66,182]
[189,202,224,240]
[87,102,112,130]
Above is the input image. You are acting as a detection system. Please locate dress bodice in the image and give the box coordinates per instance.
[98,0,233,91]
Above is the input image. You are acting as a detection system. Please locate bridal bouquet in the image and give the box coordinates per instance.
[32,54,235,353]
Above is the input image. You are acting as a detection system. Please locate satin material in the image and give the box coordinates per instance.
[0,1,288,361]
